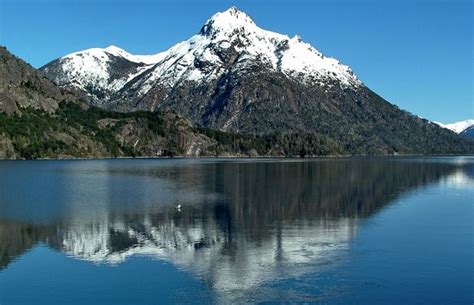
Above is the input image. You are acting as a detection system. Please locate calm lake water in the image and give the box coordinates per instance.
[0,157,472,304]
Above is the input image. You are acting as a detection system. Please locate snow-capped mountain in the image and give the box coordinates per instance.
[460,126,474,138]
[41,7,360,107]
[124,7,361,96]
[40,45,164,105]
[436,119,474,134]
[40,7,473,154]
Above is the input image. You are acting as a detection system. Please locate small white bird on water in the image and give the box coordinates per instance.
[176,204,182,211]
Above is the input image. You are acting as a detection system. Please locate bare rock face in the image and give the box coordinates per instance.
[0,46,69,114]
[0,134,16,159]
[112,113,216,157]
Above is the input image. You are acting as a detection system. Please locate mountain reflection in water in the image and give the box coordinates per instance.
[0,158,471,297]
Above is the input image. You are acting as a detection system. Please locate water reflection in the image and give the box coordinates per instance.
[0,158,470,297]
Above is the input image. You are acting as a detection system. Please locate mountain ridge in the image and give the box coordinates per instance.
[436,119,474,134]
[41,7,362,111]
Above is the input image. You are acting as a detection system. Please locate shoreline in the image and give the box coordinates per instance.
[1,154,473,162]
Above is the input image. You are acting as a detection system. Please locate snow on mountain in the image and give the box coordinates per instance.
[129,6,361,97]
[40,45,164,103]
[41,7,361,103]
[102,45,167,64]
[198,6,360,86]
[436,119,474,134]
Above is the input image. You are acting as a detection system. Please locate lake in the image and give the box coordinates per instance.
[0,157,472,304]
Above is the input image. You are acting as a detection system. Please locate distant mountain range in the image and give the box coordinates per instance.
[436,120,474,138]
[0,7,473,159]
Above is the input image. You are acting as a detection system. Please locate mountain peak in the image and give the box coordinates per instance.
[42,6,362,111]
[223,6,250,18]
[104,45,126,53]
[200,7,257,36]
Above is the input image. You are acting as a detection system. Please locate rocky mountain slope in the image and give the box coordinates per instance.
[2,46,298,159]
[40,7,474,155]
[460,126,474,138]
[0,46,74,114]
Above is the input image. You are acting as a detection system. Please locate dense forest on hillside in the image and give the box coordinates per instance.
[0,101,473,160]
[0,102,345,159]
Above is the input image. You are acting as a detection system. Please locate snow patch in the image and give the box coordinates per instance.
[435,119,474,134]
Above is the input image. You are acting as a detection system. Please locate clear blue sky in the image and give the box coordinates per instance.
[0,0,472,123]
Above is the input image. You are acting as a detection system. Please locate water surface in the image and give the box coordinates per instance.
[0,157,472,304]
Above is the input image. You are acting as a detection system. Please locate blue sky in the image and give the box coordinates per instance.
[0,0,472,123]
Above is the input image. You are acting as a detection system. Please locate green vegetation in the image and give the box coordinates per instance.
[0,101,472,160]
[0,102,153,159]
[0,101,346,159]
[196,128,272,156]
[197,128,344,157]
[0,109,68,159]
